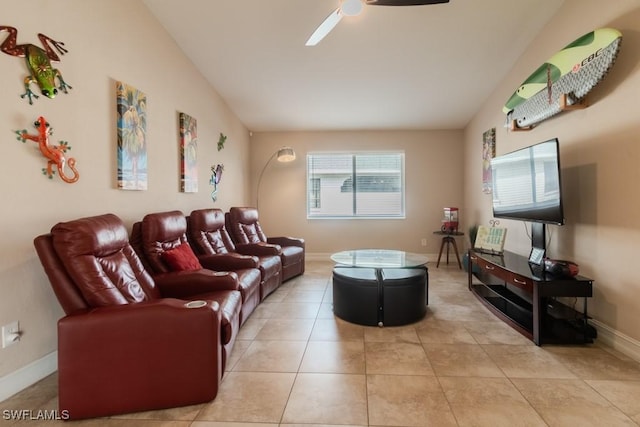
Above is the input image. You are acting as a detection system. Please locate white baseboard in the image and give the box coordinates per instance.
[306,252,332,262]
[591,320,640,362]
[306,252,438,262]
[0,351,57,402]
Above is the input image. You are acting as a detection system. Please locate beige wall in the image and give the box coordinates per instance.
[0,0,250,378]
[250,130,464,255]
[464,0,640,345]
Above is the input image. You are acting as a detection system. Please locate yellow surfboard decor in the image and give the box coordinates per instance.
[504,28,622,130]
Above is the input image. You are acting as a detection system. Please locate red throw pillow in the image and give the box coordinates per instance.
[161,243,202,271]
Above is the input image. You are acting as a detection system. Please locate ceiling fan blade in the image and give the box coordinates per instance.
[305,8,342,46]
[365,0,449,5]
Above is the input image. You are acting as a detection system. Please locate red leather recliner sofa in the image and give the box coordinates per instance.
[33,208,305,419]
[33,213,236,420]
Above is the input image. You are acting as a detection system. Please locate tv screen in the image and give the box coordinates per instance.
[491,138,564,225]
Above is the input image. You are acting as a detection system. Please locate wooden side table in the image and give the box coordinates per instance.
[433,231,464,269]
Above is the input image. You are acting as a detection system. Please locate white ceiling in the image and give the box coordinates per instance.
[143,0,565,132]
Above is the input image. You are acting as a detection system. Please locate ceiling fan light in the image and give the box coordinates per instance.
[341,0,363,16]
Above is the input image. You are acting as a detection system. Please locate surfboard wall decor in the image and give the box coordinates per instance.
[503,28,622,130]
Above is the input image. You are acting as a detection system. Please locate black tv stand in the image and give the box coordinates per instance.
[468,249,594,345]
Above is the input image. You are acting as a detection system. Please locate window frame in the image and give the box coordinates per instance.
[306,151,406,220]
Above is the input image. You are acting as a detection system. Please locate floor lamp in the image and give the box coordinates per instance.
[256,147,296,209]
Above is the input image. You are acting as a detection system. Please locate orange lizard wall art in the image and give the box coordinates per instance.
[15,117,79,183]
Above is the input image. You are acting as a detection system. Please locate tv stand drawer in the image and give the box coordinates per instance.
[472,255,509,282]
[470,252,533,292]
[507,273,533,293]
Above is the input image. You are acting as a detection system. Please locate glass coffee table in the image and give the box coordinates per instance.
[331,249,428,270]
[331,249,429,326]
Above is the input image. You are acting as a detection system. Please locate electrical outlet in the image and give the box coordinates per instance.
[2,321,20,349]
[421,238,427,246]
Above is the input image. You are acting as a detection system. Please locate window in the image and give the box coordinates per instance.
[307,152,405,218]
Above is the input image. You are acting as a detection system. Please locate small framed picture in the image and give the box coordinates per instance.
[529,247,545,265]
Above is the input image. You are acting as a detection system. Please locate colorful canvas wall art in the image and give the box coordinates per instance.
[116,81,147,190]
[482,127,496,194]
[179,112,198,193]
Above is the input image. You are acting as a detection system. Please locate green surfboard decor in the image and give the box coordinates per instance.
[504,28,622,130]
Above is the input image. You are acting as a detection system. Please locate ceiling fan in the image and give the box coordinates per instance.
[305,0,450,46]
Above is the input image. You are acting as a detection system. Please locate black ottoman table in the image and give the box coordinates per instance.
[332,265,428,327]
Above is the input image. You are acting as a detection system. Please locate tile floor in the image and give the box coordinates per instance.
[2,261,640,426]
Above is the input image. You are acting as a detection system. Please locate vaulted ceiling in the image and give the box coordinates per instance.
[143,0,565,131]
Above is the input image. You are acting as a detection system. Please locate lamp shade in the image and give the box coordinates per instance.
[276,147,296,162]
[341,0,363,16]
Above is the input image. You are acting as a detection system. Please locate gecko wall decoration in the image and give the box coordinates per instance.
[217,133,227,151]
[0,25,72,104]
[15,116,79,183]
[209,164,223,202]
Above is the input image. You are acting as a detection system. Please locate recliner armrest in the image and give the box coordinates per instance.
[267,236,305,248]
[154,270,239,298]
[235,242,282,256]
[57,299,222,419]
[198,253,260,271]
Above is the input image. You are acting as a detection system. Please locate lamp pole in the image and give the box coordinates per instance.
[256,147,296,209]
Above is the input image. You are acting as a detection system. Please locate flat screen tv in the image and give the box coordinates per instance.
[491,138,564,226]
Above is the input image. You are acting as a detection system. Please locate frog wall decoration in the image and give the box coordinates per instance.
[0,25,72,104]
